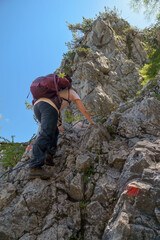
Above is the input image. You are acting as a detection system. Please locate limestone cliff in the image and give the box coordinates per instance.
[60,14,147,117]
[0,12,160,240]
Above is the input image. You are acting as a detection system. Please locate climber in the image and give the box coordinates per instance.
[28,73,94,179]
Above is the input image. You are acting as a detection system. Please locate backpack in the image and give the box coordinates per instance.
[30,73,72,109]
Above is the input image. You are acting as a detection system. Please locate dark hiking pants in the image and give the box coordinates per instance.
[29,101,59,168]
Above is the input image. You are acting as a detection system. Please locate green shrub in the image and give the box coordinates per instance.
[153,93,160,101]
[84,175,91,183]
[126,35,133,59]
[79,200,90,209]
[63,63,73,76]
[62,50,76,76]
[76,47,92,57]
[0,143,26,168]
[94,156,99,163]
[67,17,94,34]
[84,165,95,176]
[63,50,76,62]
[98,6,122,21]
[140,48,160,86]
[83,165,95,183]
[107,125,117,139]
[69,235,78,240]
[64,111,82,124]
[95,116,107,124]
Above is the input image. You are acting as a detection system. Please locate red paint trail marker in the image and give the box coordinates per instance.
[126,186,140,196]
[26,145,32,151]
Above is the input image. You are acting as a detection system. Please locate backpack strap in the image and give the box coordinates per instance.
[60,89,71,105]
[53,75,62,106]
[61,97,71,104]
[68,89,71,104]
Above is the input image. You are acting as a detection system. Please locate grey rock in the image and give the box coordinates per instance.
[66,154,75,168]
[22,179,52,216]
[85,182,94,200]
[108,140,129,171]
[76,154,92,171]
[80,123,110,152]
[103,138,160,240]
[0,183,16,211]
[68,173,84,200]
[85,201,106,225]
[155,207,160,223]
[117,98,160,138]
[19,234,37,240]
[91,174,117,206]
[37,227,57,240]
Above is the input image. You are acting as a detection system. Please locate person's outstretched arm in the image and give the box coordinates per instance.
[74,99,94,125]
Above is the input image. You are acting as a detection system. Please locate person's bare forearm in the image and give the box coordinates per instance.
[74,99,94,124]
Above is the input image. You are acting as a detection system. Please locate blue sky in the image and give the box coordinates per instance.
[0,0,155,143]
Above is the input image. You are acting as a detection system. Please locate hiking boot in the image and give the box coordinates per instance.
[28,167,53,180]
[44,153,54,166]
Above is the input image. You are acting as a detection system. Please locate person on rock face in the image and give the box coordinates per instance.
[29,74,94,179]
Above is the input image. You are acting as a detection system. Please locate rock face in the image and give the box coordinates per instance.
[103,139,160,240]
[1,14,160,240]
[1,104,160,240]
[60,16,147,117]
[105,77,160,139]
[107,97,160,138]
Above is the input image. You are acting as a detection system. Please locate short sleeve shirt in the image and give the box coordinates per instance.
[59,89,80,110]
[34,89,80,113]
